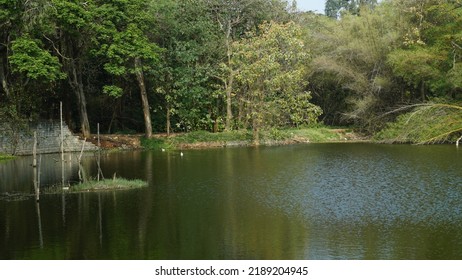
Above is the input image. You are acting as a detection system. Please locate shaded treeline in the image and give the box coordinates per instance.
[1,0,461,141]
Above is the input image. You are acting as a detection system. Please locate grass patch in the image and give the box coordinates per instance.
[285,127,345,142]
[70,178,147,192]
[171,130,253,144]
[140,137,173,150]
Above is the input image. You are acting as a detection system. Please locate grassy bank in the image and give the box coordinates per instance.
[141,127,363,150]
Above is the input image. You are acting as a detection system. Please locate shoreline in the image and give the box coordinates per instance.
[140,128,369,151]
[1,128,370,156]
[173,138,371,150]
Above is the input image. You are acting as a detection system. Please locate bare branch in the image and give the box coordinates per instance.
[43,34,71,60]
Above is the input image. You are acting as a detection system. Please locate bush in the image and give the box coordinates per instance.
[375,103,462,144]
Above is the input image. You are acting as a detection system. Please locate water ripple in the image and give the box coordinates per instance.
[247,144,462,228]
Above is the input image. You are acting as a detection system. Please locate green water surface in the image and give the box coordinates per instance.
[1,144,461,259]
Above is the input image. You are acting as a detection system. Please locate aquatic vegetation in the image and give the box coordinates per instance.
[70,178,147,192]
[0,153,15,161]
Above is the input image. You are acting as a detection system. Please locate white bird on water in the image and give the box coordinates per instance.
[180,152,184,157]
[161,148,165,152]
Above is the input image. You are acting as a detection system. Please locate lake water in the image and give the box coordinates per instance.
[1,143,461,259]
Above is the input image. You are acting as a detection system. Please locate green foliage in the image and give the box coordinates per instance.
[448,63,462,89]
[93,0,162,73]
[233,21,322,140]
[103,23,161,76]
[260,128,291,141]
[0,0,18,22]
[103,85,123,98]
[2,0,462,142]
[51,0,89,32]
[306,1,462,133]
[325,0,342,18]
[307,5,402,132]
[385,0,462,98]
[387,47,443,88]
[90,0,164,137]
[150,0,224,133]
[9,37,66,82]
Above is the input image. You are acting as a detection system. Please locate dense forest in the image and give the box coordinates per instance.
[1,0,461,143]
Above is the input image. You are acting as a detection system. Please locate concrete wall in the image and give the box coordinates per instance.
[0,121,97,155]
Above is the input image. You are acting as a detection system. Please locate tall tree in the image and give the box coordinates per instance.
[205,0,289,131]
[325,0,378,18]
[50,0,93,137]
[93,0,162,138]
[387,0,462,100]
[1,0,65,120]
[0,0,16,98]
[151,0,223,134]
[233,21,322,143]
[309,3,404,131]
[325,0,347,18]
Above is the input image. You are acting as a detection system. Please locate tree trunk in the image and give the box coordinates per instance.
[76,83,90,138]
[252,118,260,146]
[420,80,426,102]
[213,98,219,133]
[166,105,171,136]
[225,70,234,131]
[69,61,91,138]
[223,21,234,131]
[251,107,261,146]
[0,57,10,97]
[62,35,91,138]
[134,58,153,138]
[237,98,245,128]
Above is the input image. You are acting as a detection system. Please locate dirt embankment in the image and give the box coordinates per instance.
[87,134,143,149]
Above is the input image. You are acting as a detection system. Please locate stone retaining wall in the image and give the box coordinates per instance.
[0,121,97,155]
